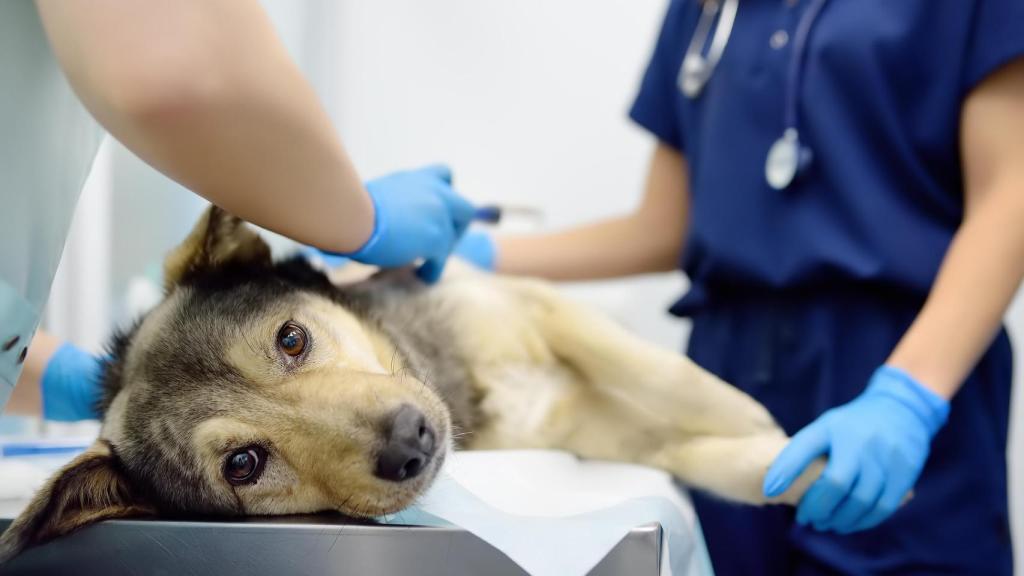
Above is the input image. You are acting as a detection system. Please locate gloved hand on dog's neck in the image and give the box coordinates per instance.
[329,164,475,283]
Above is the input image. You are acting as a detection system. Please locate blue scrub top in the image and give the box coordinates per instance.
[630,0,1024,314]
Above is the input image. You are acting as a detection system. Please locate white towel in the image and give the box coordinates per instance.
[383,450,714,576]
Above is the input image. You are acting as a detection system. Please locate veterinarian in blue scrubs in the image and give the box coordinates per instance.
[456,1,1024,573]
[1,1,474,420]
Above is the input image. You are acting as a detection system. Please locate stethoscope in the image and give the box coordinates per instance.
[679,0,829,190]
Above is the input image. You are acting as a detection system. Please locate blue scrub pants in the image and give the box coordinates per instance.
[683,289,1013,575]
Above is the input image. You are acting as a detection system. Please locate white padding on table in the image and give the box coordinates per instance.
[384,450,714,576]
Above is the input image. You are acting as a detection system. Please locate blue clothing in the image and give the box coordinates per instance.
[687,294,1012,574]
[629,0,1024,313]
[629,0,1024,573]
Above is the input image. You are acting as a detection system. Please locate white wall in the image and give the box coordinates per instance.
[48,0,688,349]
[1005,302,1024,567]
[303,0,689,346]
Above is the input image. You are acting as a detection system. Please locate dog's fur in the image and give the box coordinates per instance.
[0,207,823,562]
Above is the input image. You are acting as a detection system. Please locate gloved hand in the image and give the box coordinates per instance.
[41,342,103,422]
[762,365,949,534]
[342,164,474,283]
[453,230,497,271]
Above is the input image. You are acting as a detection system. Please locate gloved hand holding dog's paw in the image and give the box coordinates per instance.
[762,365,949,534]
[335,164,474,283]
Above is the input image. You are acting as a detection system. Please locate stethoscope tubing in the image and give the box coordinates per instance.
[679,0,738,98]
[680,0,831,189]
[783,0,829,132]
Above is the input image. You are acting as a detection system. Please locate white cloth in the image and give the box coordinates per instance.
[0,2,104,405]
[386,450,715,576]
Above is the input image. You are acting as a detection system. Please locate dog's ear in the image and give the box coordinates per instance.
[0,441,155,564]
[163,205,272,291]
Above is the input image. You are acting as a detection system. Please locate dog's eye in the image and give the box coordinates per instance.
[224,446,267,486]
[277,322,308,357]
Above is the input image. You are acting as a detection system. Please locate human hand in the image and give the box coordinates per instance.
[342,164,474,283]
[762,366,949,533]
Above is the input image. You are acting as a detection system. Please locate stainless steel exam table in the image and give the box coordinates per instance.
[0,507,664,575]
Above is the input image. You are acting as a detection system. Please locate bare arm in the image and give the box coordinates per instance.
[495,143,689,280]
[35,0,372,253]
[887,59,1024,397]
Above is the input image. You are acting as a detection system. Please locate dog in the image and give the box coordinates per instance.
[0,206,823,562]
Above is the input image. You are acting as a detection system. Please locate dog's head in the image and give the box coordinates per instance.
[0,207,452,561]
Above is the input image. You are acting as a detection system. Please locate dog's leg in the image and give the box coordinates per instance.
[522,281,773,436]
[646,436,821,505]
[501,279,822,505]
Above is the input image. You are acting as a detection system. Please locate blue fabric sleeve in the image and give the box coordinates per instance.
[962,0,1024,94]
[628,0,688,151]
[41,342,102,422]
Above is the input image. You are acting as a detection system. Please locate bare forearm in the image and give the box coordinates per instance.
[5,332,61,416]
[496,216,681,280]
[889,60,1024,398]
[888,183,1024,398]
[36,0,372,253]
[495,144,689,281]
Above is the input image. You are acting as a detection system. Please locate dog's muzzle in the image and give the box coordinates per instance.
[375,404,437,482]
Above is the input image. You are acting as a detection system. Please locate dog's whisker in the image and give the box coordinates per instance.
[337,493,354,516]
[239,326,273,363]
[388,347,402,377]
[370,376,385,410]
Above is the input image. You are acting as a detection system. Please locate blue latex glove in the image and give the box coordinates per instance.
[40,342,103,422]
[762,365,950,533]
[342,164,474,283]
[453,230,497,271]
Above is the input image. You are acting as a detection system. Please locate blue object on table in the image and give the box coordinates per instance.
[1,439,91,458]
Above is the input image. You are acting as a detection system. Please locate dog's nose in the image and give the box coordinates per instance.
[375,404,436,482]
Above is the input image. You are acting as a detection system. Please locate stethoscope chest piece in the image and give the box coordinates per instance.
[680,54,711,98]
[765,128,810,190]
